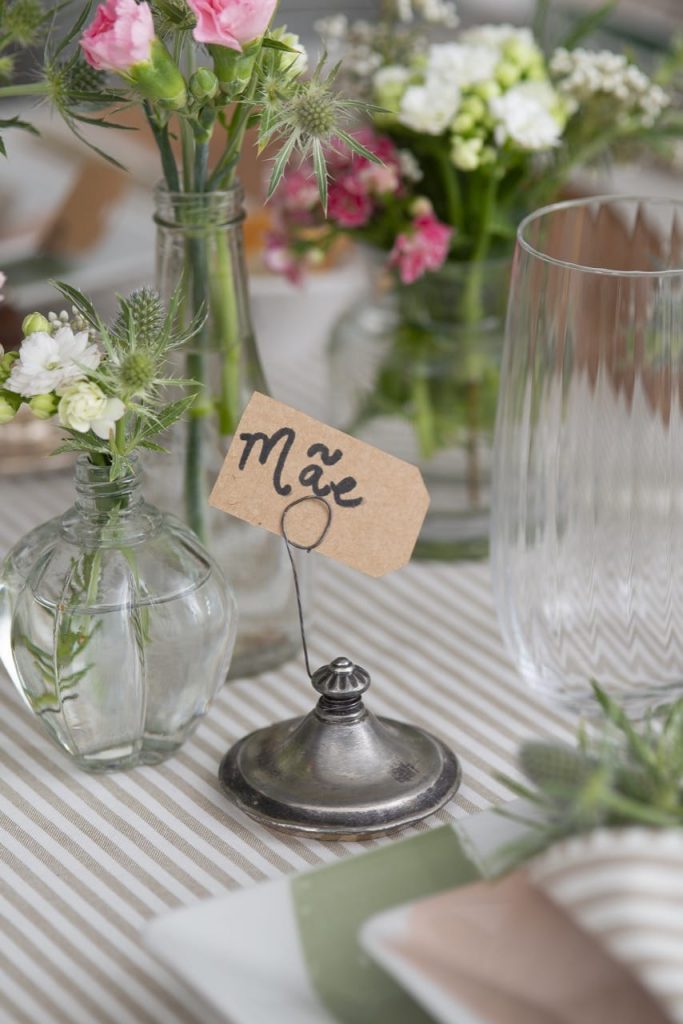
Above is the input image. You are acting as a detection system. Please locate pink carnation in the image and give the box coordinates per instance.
[389,214,453,285]
[0,271,5,303]
[81,0,154,71]
[187,0,277,50]
[327,184,373,229]
[264,234,303,285]
[337,129,402,199]
[280,168,320,219]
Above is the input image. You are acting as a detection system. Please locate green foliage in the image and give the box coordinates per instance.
[497,683,683,871]
[50,280,200,479]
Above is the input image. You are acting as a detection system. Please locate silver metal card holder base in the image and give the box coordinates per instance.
[219,656,461,841]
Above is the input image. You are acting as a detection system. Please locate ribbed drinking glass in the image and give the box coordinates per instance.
[492,196,683,714]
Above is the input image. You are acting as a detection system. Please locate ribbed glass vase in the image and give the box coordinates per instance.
[493,195,683,715]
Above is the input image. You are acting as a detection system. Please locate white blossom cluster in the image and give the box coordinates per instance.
[550,47,669,126]
[372,25,566,162]
[315,15,384,78]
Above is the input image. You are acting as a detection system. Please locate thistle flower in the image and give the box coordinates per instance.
[263,56,382,212]
[496,684,683,872]
[112,287,163,345]
[2,0,44,46]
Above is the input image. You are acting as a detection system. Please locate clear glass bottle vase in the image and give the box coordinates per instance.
[150,184,303,678]
[0,455,236,771]
[330,255,510,559]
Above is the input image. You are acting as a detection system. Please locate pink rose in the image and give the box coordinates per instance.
[81,0,154,71]
[187,0,277,50]
[328,184,373,229]
[389,214,452,285]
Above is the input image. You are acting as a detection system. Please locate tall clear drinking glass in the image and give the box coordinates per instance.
[492,196,683,715]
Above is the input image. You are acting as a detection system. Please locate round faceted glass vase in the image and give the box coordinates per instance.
[149,185,303,678]
[0,456,236,772]
[492,196,683,715]
[329,258,509,560]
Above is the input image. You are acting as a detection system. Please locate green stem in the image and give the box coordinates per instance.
[144,103,179,192]
[459,172,498,507]
[211,231,241,435]
[0,82,49,97]
[207,58,261,190]
[436,149,462,230]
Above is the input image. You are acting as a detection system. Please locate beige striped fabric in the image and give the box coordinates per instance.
[530,829,683,1024]
[0,341,577,1023]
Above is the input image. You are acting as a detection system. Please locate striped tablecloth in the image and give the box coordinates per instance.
[0,335,578,1024]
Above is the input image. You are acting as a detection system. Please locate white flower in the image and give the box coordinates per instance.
[6,326,101,398]
[279,31,308,78]
[426,42,500,89]
[58,382,125,439]
[0,271,5,303]
[451,135,484,170]
[314,14,348,40]
[399,149,423,182]
[414,0,458,27]
[490,81,563,150]
[550,47,669,126]
[460,24,535,50]
[399,83,460,135]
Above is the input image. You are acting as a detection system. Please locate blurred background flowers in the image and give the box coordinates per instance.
[2,0,683,562]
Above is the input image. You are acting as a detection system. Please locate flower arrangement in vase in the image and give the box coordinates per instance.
[0,0,379,673]
[0,283,237,771]
[267,1,682,558]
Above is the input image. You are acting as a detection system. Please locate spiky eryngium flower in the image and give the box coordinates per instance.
[261,55,382,213]
[519,741,595,795]
[119,351,156,394]
[151,0,195,35]
[112,288,164,347]
[3,0,43,45]
[0,55,15,80]
[46,58,111,112]
[495,683,683,874]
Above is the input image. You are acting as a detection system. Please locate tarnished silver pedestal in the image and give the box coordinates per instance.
[219,656,461,841]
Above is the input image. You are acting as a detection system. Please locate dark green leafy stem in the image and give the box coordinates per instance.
[494,682,683,873]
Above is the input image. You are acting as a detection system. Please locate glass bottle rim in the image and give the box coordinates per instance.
[517,194,683,279]
[154,181,245,228]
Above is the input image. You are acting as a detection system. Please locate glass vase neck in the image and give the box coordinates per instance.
[72,454,145,526]
[154,184,245,230]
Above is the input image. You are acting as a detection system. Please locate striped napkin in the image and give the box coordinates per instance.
[530,828,683,1024]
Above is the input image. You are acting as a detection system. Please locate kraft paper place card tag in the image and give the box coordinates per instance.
[209,392,430,578]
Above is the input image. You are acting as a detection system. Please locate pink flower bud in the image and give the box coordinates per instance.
[187,0,277,51]
[81,0,155,71]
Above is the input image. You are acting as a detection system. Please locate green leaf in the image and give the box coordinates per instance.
[50,0,94,59]
[267,131,299,200]
[312,138,328,215]
[590,682,658,769]
[261,36,298,54]
[51,280,99,328]
[335,129,383,166]
[561,1,617,49]
[136,439,167,452]
[145,394,197,434]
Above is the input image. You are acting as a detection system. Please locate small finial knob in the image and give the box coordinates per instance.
[311,657,371,700]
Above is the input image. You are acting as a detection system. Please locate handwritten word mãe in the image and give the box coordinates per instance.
[237,428,364,508]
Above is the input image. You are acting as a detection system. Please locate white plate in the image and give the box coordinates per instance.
[143,805,521,1024]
